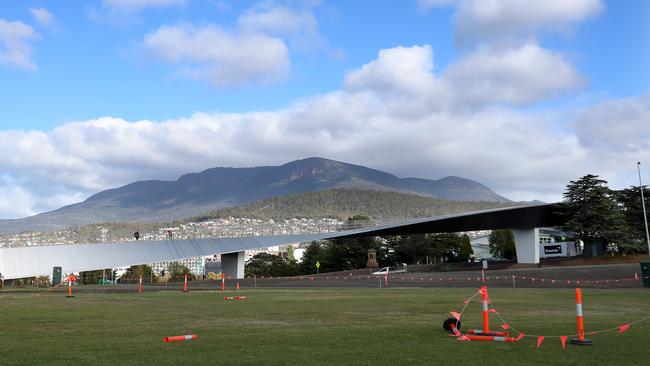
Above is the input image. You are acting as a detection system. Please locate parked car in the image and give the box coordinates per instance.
[372,264,407,275]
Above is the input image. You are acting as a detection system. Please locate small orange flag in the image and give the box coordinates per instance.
[450,311,461,320]
[560,336,568,349]
[501,323,510,330]
[537,336,545,349]
[618,324,630,333]
[515,333,525,341]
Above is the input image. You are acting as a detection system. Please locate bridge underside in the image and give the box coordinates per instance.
[0,204,564,279]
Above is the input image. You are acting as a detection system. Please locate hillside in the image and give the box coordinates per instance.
[0,157,511,234]
[190,189,512,222]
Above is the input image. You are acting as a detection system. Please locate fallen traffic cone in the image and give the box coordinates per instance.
[224,296,235,300]
[235,296,247,300]
[163,334,197,343]
[463,334,517,342]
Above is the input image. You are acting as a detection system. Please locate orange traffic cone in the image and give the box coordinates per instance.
[163,334,197,343]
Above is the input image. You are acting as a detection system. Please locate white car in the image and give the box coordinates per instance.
[372,264,407,275]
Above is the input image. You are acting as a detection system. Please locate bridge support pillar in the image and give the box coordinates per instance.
[513,228,540,264]
[222,251,245,279]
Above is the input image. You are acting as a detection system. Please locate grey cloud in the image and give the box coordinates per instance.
[0,45,641,218]
[452,0,604,46]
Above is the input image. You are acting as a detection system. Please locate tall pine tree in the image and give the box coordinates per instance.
[561,174,627,254]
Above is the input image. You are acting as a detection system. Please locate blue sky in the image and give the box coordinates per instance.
[0,0,649,219]
[2,0,645,130]
[1,1,455,129]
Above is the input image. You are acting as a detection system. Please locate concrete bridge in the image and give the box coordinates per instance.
[0,204,564,280]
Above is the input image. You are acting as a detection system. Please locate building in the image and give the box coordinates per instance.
[469,235,493,260]
[538,228,578,258]
[149,256,205,277]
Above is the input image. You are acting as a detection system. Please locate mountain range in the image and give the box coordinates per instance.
[0,157,511,234]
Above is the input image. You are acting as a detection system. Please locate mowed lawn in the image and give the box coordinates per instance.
[0,287,649,365]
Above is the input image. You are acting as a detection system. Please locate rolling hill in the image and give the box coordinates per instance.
[0,157,511,234]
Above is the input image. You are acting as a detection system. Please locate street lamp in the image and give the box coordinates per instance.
[637,162,650,258]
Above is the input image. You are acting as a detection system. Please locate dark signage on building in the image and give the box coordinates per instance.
[544,245,562,254]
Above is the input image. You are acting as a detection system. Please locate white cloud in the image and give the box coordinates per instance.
[238,6,318,37]
[574,94,650,152]
[0,19,39,71]
[443,43,584,106]
[29,8,56,29]
[142,24,290,87]
[238,5,327,52]
[418,0,604,45]
[343,43,583,110]
[91,0,186,24]
[102,0,186,13]
[0,180,37,218]
[452,0,604,45]
[2,44,639,219]
[345,45,437,95]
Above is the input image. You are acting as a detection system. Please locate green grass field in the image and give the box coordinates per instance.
[0,288,649,365]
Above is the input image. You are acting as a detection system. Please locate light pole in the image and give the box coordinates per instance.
[638,162,650,257]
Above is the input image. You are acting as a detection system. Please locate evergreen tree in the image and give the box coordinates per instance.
[459,234,474,260]
[323,236,379,271]
[285,245,297,264]
[489,229,516,260]
[167,262,196,281]
[392,234,432,264]
[245,253,298,277]
[300,241,324,274]
[561,175,627,251]
[616,186,650,253]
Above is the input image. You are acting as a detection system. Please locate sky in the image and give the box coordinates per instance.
[0,0,649,219]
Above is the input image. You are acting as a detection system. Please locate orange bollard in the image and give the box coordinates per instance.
[221,276,225,291]
[570,288,592,345]
[139,274,143,294]
[66,274,75,298]
[183,274,188,293]
[481,286,489,334]
[467,286,505,336]
[163,334,197,343]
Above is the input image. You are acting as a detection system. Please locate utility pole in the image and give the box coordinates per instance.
[638,162,650,258]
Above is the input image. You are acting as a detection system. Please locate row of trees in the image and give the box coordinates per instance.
[561,174,649,254]
[77,262,197,284]
[245,232,474,277]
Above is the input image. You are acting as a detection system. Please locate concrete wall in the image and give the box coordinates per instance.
[221,251,245,279]
[513,228,540,264]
